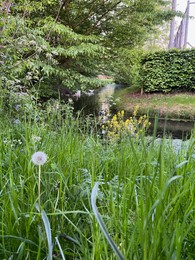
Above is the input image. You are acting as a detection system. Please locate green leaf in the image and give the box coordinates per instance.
[91,182,125,260]
[35,203,53,260]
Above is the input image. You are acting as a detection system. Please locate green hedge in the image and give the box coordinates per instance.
[141,49,195,92]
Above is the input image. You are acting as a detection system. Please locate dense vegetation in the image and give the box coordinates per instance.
[1,0,173,100]
[1,1,195,259]
[0,99,195,260]
[141,49,195,93]
[0,100,195,259]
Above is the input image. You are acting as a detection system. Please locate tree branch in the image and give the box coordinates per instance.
[86,1,122,34]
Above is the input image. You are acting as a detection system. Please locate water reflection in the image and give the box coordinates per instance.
[148,118,194,139]
[73,83,117,115]
[98,83,116,112]
[73,83,194,139]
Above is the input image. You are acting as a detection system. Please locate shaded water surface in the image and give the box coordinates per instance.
[148,118,194,139]
[74,83,117,115]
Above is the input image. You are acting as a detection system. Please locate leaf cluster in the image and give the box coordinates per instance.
[0,0,175,100]
[141,49,195,93]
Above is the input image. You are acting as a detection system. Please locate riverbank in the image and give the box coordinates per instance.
[115,89,195,121]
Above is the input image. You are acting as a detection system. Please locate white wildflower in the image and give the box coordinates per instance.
[14,104,20,111]
[102,130,106,135]
[32,135,41,142]
[68,98,73,104]
[31,151,47,166]
[3,138,9,144]
[13,119,21,125]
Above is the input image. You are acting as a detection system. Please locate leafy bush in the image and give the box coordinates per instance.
[141,49,195,92]
[0,15,105,97]
[111,48,144,88]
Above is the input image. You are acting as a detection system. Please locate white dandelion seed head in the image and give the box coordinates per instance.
[31,151,47,166]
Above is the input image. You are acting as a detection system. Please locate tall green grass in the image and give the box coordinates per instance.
[0,101,195,259]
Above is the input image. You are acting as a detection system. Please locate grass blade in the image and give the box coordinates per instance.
[35,203,53,260]
[55,236,66,260]
[91,182,124,260]
[176,160,189,169]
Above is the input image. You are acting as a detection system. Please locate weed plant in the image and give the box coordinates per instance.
[100,106,151,142]
[0,98,195,259]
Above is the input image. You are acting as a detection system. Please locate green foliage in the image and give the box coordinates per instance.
[0,15,105,97]
[91,182,125,260]
[141,49,195,93]
[0,99,195,258]
[111,48,144,87]
[0,0,175,103]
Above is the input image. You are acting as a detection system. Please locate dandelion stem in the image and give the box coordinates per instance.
[38,165,41,209]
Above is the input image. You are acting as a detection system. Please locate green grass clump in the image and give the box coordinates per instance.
[0,100,195,259]
[115,90,195,120]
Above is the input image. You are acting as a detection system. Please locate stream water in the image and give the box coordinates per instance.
[74,83,194,139]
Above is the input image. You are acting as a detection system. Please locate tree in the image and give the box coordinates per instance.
[0,0,174,99]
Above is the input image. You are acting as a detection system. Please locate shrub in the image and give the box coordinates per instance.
[111,48,144,89]
[141,49,195,93]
